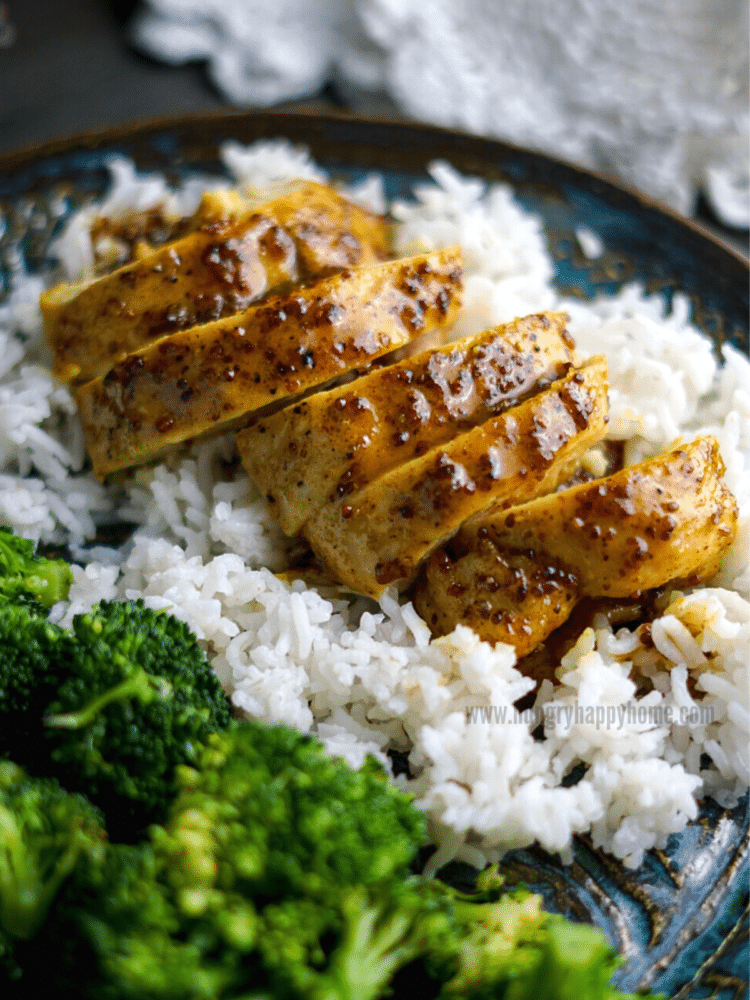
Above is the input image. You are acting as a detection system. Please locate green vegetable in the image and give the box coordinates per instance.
[0,598,232,840]
[0,530,638,998]
[0,528,72,608]
[144,722,431,999]
[23,722,631,1000]
[11,722,431,999]
[424,867,630,1000]
[38,841,234,1000]
[153,722,426,903]
[504,916,631,1000]
[0,761,106,982]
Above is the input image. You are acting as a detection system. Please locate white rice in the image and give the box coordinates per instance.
[1,141,748,871]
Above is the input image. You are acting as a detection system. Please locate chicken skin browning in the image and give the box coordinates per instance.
[414,435,738,658]
[75,249,463,479]
[42,182,392,384]
[237,311,576,535]
[303,356,609,598]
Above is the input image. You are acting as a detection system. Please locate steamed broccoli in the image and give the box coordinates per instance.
[0,530,73,765]
[153,721,426,904]
[0,761,106,983]
[0,526,638,998]
[23,721,632,1000]
[0,599,232,840]
[34,840,236,1000]
[419,867,630,1000]
[0,528,72,608]
[16,721,431,1000]
[502,916,632,1000]
[146,721,432,999]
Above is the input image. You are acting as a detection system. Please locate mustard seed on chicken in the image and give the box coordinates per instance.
[303,356,609,598]
[75,248,463,479]
[414,435,738,658]
[42,181,393,384]
[237,311,576,536]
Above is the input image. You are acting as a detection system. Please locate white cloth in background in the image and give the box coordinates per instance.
[131,0,750,228]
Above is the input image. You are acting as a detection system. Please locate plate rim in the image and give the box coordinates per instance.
[0,106,747,272]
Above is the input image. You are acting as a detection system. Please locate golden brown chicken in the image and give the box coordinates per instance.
[303,355,609,598]
[75,248,463,479]
[237,311,576,535]
[414,435,738,658]
[42,181,392,384]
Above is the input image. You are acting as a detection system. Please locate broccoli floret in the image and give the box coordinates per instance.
[145,723,431,997]
[119,724,634,1000]
[154,721,427,907]
[0,528,72,609]
[37,722,435,1000]
[44,600,233,839]
[0,761,106,985]
[23,722,430,999]
[409,866,632,1000]
[11,721,637,1000]
[42,842,236,1000]
[0,598,232,840]
[287,881,452,1000]
[503,916,632,1000]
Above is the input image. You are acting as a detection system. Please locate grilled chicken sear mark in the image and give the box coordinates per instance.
[303,355,609,599]
[75,248,463,479]
[42,181,393,384]
[414,435,738,658]
[237,311,576,536]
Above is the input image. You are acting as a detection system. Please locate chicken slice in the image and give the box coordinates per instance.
[88,205,191,272]
[468,434,738,593]
[75,249,463,479]
[303,356,609,598]
[414,435,738,658]
[85,181,310,273]
[415,543,581,660]
[237,311,576,535]
[42,181,392,383]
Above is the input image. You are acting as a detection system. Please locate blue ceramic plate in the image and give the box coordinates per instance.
[0,110,747,997]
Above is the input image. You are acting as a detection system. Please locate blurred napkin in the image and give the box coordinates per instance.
[131,0,749,228]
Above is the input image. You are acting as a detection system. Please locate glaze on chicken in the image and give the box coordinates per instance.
[237,311,577,536]
[43,179,739,663]
[42,182,392,384]
[75,249,463,479]
[414,436,738,658]
[302,356,609,598]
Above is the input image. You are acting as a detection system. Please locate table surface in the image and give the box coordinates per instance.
[0,0,747,256]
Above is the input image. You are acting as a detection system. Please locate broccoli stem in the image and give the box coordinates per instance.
[44,669,173,730]
[322,889,419,1000]
[0,805,86,940]
[0,530,73,608]
[24,564,74,608]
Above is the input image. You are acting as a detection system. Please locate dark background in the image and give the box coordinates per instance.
[0,0,747,254]
[0,0,348,155]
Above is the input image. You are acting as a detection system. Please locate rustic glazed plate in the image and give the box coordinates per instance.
[0,110,747,997]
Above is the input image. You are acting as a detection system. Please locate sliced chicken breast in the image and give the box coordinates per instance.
[75,249,463,479]
[237,311,576,535]
[42,181,392,383]
[414,435,738,657]
[415,543,581,660]
[303,356,609,598]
